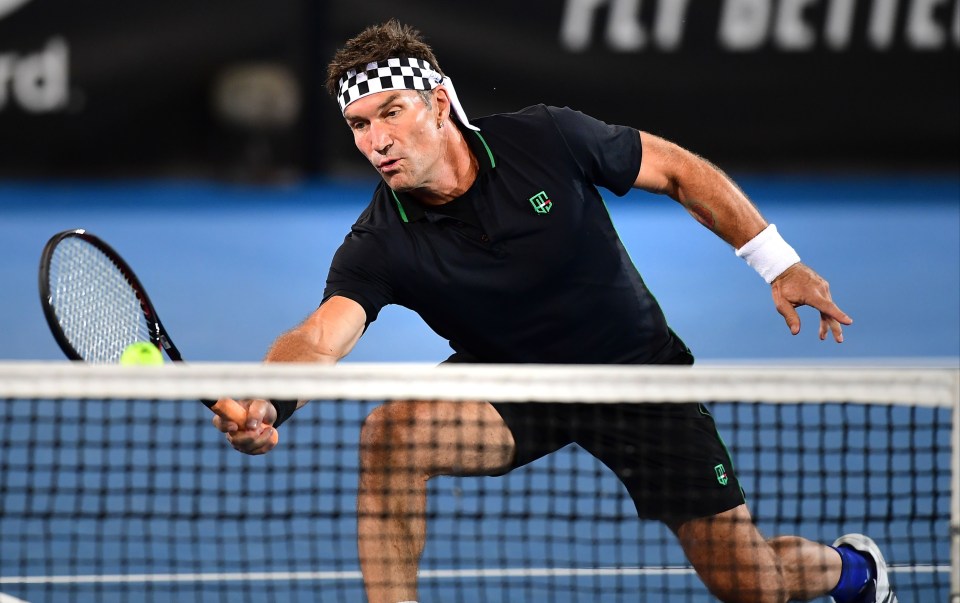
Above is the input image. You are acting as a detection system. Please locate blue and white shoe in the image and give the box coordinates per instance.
[833,534,898,603]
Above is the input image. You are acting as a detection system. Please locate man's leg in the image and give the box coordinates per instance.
[357,399,515,603]
[673,504,842,603]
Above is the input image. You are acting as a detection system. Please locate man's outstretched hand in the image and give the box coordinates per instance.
[212,398,279,455]
[771,263,853,343]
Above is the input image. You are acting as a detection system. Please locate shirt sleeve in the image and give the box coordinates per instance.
[322,227,394,326]
[544,105,642,197]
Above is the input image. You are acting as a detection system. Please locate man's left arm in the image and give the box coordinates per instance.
[633,130,853,342]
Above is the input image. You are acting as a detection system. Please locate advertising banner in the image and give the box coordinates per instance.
[1,1,956,177]
[321,0,959,173]
[0,0,310,178]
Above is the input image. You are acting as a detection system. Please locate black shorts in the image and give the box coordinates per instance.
[444,347,745,526]
[490,399,745,526]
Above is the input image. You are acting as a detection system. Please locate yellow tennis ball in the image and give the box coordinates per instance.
[119,341,164,366]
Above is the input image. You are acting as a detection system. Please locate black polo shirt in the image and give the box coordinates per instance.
[323,104,690,365]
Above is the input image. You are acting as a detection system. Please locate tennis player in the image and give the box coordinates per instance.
[214,20,896,603]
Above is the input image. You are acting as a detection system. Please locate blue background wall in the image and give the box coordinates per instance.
[1,175,957,364]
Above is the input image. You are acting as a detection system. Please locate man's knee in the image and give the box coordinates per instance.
[360,402,420,463]
[359,399,515,479]
[360,400,440,474]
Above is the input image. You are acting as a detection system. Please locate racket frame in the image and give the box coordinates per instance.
[39,228,184,364]
[36,228,280,446]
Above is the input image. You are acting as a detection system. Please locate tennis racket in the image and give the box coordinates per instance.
[39,228,278,444]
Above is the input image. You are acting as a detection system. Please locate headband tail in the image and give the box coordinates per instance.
[441,77,479,132]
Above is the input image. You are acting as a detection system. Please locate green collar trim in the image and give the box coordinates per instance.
[473,131,496,169]
[390,189,409,223]
[389,123,495,223]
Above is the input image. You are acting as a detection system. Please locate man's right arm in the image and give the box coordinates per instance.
[265,295,367,365]
[213,295,368,454]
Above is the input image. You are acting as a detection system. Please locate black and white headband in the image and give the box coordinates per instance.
[336,57,478,131]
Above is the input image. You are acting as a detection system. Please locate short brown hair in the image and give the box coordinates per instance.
[326,19,444,98]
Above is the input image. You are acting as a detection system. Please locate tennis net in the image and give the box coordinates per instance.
[0,362,957,603]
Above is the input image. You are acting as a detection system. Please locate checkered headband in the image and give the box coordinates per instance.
[336,57,478,130]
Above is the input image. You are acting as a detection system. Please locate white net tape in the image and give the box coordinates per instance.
[0,362,956,407]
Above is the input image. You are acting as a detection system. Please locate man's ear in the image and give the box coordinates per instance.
[433,86,451,123]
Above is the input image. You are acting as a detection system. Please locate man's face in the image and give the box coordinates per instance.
[343,89,443,192]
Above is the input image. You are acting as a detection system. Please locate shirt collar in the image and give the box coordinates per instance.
[389,123,496,223]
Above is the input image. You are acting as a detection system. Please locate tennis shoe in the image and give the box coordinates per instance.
[832,534,898,603]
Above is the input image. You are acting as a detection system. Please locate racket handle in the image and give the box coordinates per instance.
[202,398,280,447]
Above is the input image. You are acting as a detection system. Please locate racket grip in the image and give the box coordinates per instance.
[202,398,280,447]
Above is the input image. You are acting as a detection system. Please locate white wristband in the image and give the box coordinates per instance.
[735,224,801,284]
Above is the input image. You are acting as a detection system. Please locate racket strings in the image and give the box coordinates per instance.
[48,238,151,363]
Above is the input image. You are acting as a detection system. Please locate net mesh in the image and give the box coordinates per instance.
[1,362,957,603]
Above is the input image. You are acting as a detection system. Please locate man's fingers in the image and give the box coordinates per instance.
[249,426,278,454]
[211,399,244,433]
[808,293,851,343]
[776,301,801,335]
[810,297,853,327]
[211,414,238,433]
[225,424,278,456]
[210,397,251,425]
[772,264,853,341]
[245,399,268,431]
[821,314,844,343]
[210,398,280,453]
